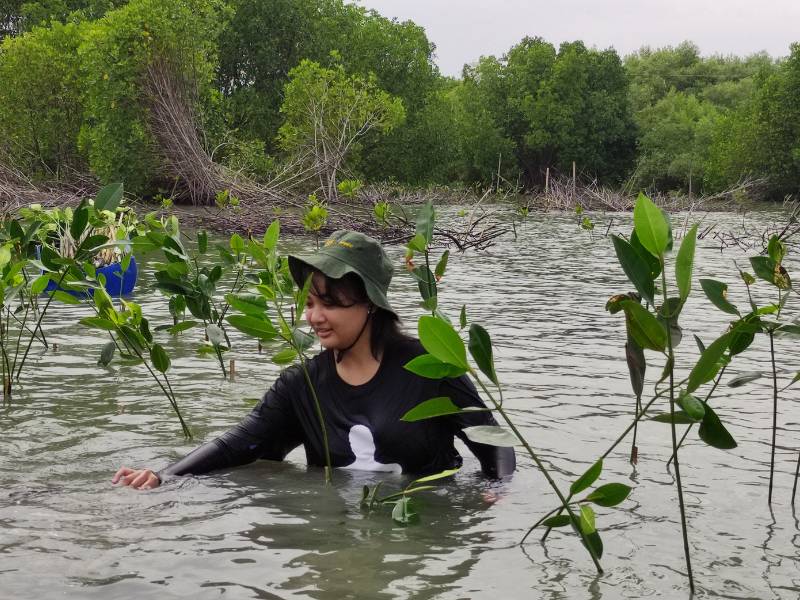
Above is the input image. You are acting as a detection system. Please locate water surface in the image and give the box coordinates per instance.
[2,208,799,599]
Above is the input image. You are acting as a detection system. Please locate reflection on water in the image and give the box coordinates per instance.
[1,208,799,599]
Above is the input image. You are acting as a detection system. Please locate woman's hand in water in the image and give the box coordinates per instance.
[112,466,161,490]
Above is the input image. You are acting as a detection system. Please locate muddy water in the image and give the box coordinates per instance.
[1,208,799,599]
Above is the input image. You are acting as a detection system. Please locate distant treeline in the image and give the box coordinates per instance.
[0,0,798,200]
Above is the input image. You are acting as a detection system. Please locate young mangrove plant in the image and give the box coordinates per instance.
[677,234,798,504]
[224,220,333,483]
[360,468,460,525]
[79,285,192,439]
[132,215,247,378]
[604,192,757,593]
[2,184,132,399]
[398,200,633,571]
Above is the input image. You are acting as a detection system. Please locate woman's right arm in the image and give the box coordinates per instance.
[112,367,305,490]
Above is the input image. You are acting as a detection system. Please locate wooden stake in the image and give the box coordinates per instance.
[545,167,550,194]
[229,359,236,381]
[572,161,577,201]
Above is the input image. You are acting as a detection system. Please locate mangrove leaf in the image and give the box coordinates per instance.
[699,279,739,315]
[621,299,667,352]
[150,344,171,373]
[698,404,737,449]
[571,460,603,496]
[226,314,278,340]
[418,315,468,369]
[686,332,730,393]
[401,396,488,422]
[462,425,516,447]
[404,354,468,379]
[611,235,655,305]
[94,182,124,212]
[582,483,632,507]
[675,224,698,302]
[468,323,498,384]
[633,193,670,258]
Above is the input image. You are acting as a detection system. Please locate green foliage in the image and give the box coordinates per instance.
[0,20,84,177]
[301,193,328,235]
[278,58,405,199]
[633,91,721,192]
[76,0,228,193]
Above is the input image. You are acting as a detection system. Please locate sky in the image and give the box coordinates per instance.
[354,0,800,77]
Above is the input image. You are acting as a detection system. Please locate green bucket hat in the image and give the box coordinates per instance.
[288,230,396,316]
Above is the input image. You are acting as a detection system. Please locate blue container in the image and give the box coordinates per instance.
[42,256,138,297]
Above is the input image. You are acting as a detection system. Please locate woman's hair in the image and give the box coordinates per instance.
[298,264,410,359]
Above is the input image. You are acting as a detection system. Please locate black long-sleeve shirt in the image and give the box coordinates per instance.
[160,339,515,479]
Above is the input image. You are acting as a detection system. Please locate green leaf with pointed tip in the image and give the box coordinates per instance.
[651,412,695,424]
[418,315,468,369]
[401,396,488,422]
[264,220,280,251]
[571,460,603,496]
[225,293,268,317]
[150,344,171,373]
[611,235,655,305]
[459,304,467,329]
[94,183,124,212]
[630,230,662,280]
[543,515,572,528]
[412,265,437,301]
[582,483,632,507]
[625,337,646,397]
[70,202,89,241]
[197,230,208,254]
[687,332,730,393]
[271,348,298,365]
[677,393,705,421]
[620,300,666,352]
[699,279,739,315]
[435,250,449,279]
[750,256,791,290]
[767,236,786,264]
[462,425,516,447]
[698,403,737,449]
[633,193,669,258]
[410,468,460,486]
[468,323,498,384]
[30,274,50,296]
[404,354,468,379]
[230,233,245,253]
[407,233,427,253]
[675,224,698,301]
[226,314,278,340]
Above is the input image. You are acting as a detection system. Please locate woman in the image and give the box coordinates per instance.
[112,230,515,490]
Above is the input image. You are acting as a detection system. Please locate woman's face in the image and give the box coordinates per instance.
[305,273,370,350]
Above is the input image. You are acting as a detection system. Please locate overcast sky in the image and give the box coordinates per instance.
[354,0,800,77]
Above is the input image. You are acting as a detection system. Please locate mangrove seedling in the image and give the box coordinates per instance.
[360,468,460,525]
[402,200,633,571]
[225,219,333,483]
[79,286,192,438]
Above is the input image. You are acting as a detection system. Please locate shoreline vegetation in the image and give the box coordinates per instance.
[1,0,799,227]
